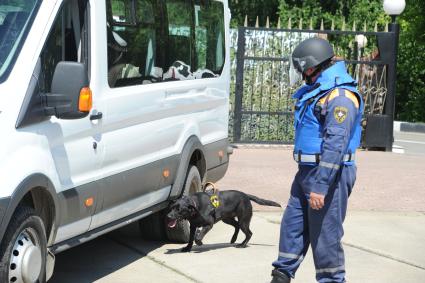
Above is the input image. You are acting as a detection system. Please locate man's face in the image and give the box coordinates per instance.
[303,66,320,85]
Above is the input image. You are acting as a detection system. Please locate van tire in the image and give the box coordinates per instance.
[165,166,202,243]
[0,206,47,283]
[138,210,167,241]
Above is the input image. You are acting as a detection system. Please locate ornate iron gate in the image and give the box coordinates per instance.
[231,25,397,150]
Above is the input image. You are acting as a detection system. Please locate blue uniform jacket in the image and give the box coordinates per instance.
[294,62,363,196]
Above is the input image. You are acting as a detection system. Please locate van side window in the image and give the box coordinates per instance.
[165,0,194,73]
[40,0,89,93]
[194,0,225,76]
[105,0,225,88]
[107,0,157,87]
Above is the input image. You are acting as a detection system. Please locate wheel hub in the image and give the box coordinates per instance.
[9,229,42,283]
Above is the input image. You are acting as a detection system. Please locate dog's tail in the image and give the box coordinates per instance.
[246,194,281,207]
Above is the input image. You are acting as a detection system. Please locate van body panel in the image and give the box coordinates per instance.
[0,0,231,260]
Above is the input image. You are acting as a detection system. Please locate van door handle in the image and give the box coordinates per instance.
[90,112,103,120]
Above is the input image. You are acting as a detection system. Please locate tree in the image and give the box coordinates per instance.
[396,0,425,122]
[229,0,279,28]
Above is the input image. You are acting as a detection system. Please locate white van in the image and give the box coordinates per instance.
[0,0,231,281]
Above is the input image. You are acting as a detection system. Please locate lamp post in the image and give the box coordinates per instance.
[382,0,405,151]
[354,34,367,81]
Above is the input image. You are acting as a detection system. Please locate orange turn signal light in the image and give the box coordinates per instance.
[85,197,94,207]
[163,169,170,178]
[79,87,92,112]
[218,150,224,158]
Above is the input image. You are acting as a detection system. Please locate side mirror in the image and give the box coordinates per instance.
[43,61,92,119]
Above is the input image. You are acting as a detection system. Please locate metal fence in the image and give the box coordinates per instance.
[230,24,397,150]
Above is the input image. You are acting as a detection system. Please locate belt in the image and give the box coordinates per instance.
[293,152,355,163]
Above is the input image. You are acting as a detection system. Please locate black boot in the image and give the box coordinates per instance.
[271,269,291,283]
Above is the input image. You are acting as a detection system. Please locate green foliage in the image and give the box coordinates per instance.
[229,0,279,28]
[396,0,425,122]
[229,0,425,122]
[278,0,388,32]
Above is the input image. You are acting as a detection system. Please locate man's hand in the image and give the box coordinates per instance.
[309,192,325,210]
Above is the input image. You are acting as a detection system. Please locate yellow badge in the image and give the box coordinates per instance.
[334,106,348,123]
[210,195,220,208]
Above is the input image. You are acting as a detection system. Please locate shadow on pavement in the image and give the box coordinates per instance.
[49,222,166,283]
[165,242,235,254]
[165,241,275,254]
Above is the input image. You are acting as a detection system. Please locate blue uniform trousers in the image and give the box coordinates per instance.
[272,164,356,283]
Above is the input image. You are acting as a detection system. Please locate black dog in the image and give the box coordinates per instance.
[167,190,281,252]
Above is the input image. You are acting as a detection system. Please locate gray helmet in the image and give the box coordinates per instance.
[292,37,334,74]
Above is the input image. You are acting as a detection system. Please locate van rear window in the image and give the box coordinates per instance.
[0,0,39,83]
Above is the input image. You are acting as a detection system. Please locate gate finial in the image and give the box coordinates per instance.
[244,15,248,27]
[352,20,356,32]
[374,22,378,32]
[331,19,335,31]
[277,17,281,29]
[299,18,303,29]
[320,19,324,30]
[309,18,313,30]
[255,16,259,28]
[266,16,270,28]
[288,18,292,29]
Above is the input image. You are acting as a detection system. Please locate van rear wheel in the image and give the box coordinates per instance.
[0,206,47,283]
[165,166,202,243]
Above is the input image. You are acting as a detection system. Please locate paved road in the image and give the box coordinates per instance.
[50,211,425,283]
[394,131,425,156]
[48,147,425,282]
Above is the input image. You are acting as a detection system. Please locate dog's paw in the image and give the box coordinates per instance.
[181,246,192,252]
[195,239,203,246]
[230,236,237,244]
[236,243,247,248]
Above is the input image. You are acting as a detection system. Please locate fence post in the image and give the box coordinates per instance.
[383,24,400,151]
[233,27,246,143]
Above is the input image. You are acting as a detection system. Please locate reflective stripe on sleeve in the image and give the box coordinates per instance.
[319,161,340,170]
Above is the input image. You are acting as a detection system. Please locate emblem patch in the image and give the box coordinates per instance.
[210,195,220,208]
[334,106,348,123]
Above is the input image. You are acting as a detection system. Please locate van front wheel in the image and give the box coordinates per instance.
[166,166,202,243]
[0,206,47,283]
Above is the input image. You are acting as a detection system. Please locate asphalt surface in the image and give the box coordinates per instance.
[394,131,425,156]
[49,144,425,283]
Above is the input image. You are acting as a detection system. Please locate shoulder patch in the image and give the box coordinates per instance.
[334,106,348,123]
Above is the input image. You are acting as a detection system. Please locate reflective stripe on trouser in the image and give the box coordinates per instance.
[272,165,356,283]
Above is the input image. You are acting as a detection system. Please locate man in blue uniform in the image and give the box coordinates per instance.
[270,38,363,283]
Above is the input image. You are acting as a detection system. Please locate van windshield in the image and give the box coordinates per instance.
[0,0,39,83]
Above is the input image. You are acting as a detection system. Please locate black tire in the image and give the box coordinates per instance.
[166,166,202,243]
[0,206,47,283]
[139,210,167,241]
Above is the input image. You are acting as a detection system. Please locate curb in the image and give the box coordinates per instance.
[394,121,425,134]
[231,143,294,150]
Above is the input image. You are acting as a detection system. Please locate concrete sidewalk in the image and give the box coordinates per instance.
[50,211,425,283]
[49,148,425,282]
